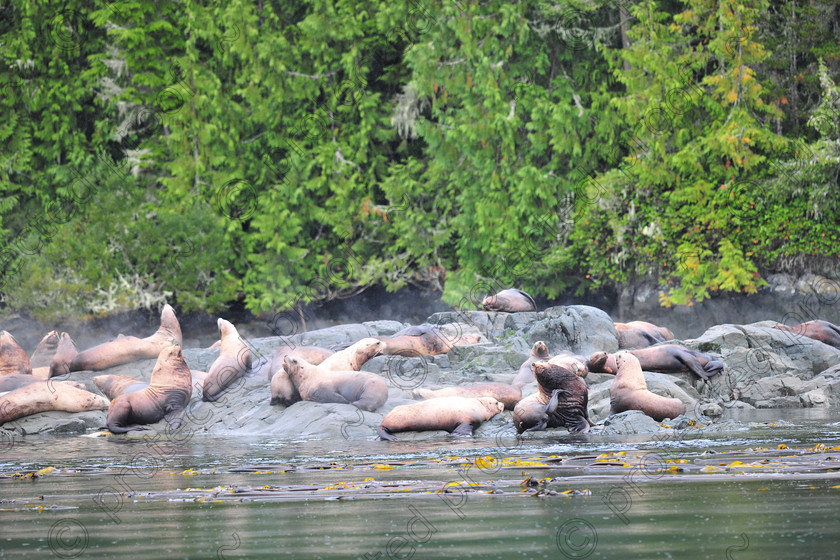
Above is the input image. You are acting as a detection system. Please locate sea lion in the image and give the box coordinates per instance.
[269,341,383,406]
[547,353,589,379]
[511,341,550,389]
[513,361,591,434]
[411,382,522,410]
[46,332,78,379]
[481,289,537,312]
[70,304,182,372]
[588,345,723,380]
[337,325,483,357]
[609,352,686,421]
[773,320,840,349]
[202,318,251,402]
[93,374,148,400]
[267,346,334,406]
[614,321,674,349]
[377,396,504,441]
[0,373,85,393]
[105,344,192,433]
[30,331,59,368]
[0,331,32,376]
[0,382,109,424]
[282,355,388,412]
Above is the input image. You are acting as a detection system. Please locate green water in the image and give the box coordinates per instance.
[3,409,840,559]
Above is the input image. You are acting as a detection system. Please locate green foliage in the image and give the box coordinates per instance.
[1,0,839,320]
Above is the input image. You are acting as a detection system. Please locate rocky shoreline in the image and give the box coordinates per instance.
[3,301,840,442]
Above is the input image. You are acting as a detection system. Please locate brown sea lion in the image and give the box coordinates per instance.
[267,346,334,406]
[773,320,840,349]
[511,341,550,389]
[70,304,182,372]
[588,345,723,380]
[202,319,251,403]
[411,382,522,410]
[45,332,78,379]
[609,352,685,421]
[105,344,192,433]
[614,321,674,349]
[338,325,483,357]
[377,396,504,441]
[282,355,388,412]
[481,289,537,312]
[547,353,589,379]
[513,361,591,434]
[269,341,383,406]
[0,331,32,376]
[93,374,148,400]
[0,382,109,424]
[30,331,59,368]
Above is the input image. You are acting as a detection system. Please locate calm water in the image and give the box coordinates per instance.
[3,409,840,559]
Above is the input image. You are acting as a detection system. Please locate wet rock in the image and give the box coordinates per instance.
[601,411,667,435]
[800,388,829,408]
[753,396,801,409]
[700,403,724,417]
[5,410,106,435]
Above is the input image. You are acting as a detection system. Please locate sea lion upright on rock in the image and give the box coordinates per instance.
[70,304,182,372]
[513,361,591,434]
[481,289,537,312]
[46,332,78,379]
[589,344,723,380]
[282,355,388,412]
[511,341,550,389]
[105,344,192,433]
[0,331,32,376]
[773,320,840,349]
[377,397,504,441]
[202,319,251,402]
[30,331,59,369]
[609,352,685,422]
[0,382,109,424]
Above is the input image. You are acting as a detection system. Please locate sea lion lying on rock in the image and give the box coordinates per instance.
[270,339,384,406]
[70,305,182,372]
[0,381,109,424]
[282,355,388,412]
[481,289,537,312]
[93,374,148,400]
[0,374,85,393]
[0,331,31,376]
[547,353,589,379]
[411,382,522,410]
[513,362,591,434]
[377,396,504,441]
[589,344,723,380]
[338,325,482,357]
[609,352,685,421]
[773,320,840,349]
[203,319,251,402]
[105,344,192,433]
[615,321,674,349]
[511,341,550,389]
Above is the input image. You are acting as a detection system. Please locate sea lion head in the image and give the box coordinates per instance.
[513,399,549,434]
[477,397,505,414]
[588,351,610,372]
[532,341,549,358]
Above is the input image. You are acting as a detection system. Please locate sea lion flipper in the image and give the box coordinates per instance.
[451,422,474,438]
[163,408,187,431]
[546,389,571,414]
[377,426,398,441]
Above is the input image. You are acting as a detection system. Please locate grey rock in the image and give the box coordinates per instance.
[800,388,829,408]
[700,403,724,417]
[601,411,667,434]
